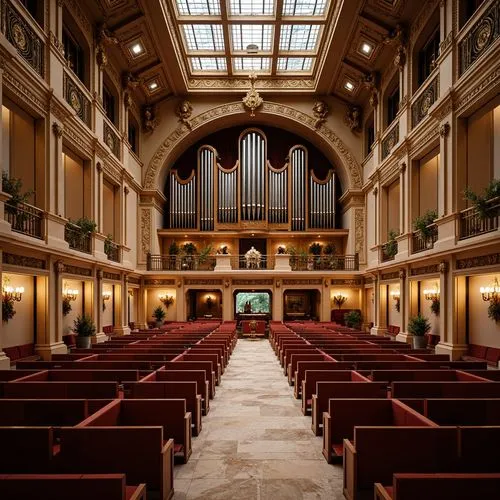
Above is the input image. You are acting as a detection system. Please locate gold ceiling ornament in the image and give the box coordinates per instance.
[312,101,329,129]
[242,74,263,117]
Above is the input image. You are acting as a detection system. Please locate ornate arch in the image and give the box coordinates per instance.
[143,101,362,191]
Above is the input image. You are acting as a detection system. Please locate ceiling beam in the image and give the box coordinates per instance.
[219,0,232,76]
[271,0,284,76]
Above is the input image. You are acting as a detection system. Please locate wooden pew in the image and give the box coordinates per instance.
[369,369,489,385]
[423,398,500,425]
[0,474,146,500]
[322,399,436,463]
[162,361,216,399]
[129,380,202,436]
[287,353,332,384]
[374,473,500,500]
[1,381,119,399]
[58,426,174,500]
[343,427,459,500]
[294,361,354,398]
[300,369,368,413]
[312,380,387,436]
[391,381,500,399]
[459,426,500,472]
[176,354,221,385]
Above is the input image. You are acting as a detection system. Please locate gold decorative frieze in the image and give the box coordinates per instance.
[144,279,176,286]
[63,72,90,127]
[184,279,223,285]
[128,277,141,285]
[103,271,121,281]
[331,279,363,286]
[411,76,439,128]
[103,121,120,159]
[381,122,399,160]
[282,279,322,285]
[232,279,274,285]
[2,252,46,269]
[381,271,399,281]
[456,253,500,270]
[410,264,439,276]
[459,0,500,75]
[62,264,92,277]
[1,0,44,76]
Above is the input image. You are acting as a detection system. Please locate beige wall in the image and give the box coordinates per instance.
[494,105,500,178]
[2,273,34,348]
[468,274,500,348]
[419,152,439,215]
[102,283,114,327]
[330,288,360,310]
[147,288,177,323]
[64,151,84,221]
[103,180,116,238]
[2,105,10,174]
[387,283,401,328]
[61,279,84,335]
[386,179,400,237]
[419,279,440,336]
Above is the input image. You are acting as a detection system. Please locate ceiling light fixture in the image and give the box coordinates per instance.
[344,81,355,92]
[149,81,158,90]
[361,42,373,55]
[246,43,259,54]
[131,43,143,55]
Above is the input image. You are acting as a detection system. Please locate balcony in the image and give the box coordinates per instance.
[459,198,499,240]
[411,224,438,253]
[380,241,398,263]
[146,253,359,272]
[4,201,44,239]
[105,240,121,263]
[65,223,92,254]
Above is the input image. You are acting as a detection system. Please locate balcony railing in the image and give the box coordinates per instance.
[4,201,44,239]
[459,198,499,240]
[380,241,398,262]
[411,224,438,253]
[105,241,121,263]
[290,254,359,271]
[65,223,92,254]
[147,254,216,271]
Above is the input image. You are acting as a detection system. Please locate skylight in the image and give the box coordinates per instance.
[172,0,331,75]
[182,24,225,51]
[176,0,221,15]
[231,25,273,52]
[190,57,227,71]
[229,0,274,16]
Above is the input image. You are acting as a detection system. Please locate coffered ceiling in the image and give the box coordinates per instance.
[89,0,423,102]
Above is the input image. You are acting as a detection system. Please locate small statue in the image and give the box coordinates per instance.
[97,23,120,47]
[176,100,193,129]
[122,71,142,90]
[383,24,406,46]
[344,105,361,132]
[143,105,159,133]
[244,301,252,314]
[363,72,379,108]
[312,100,329,129]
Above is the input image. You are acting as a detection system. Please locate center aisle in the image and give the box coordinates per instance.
[174,338,343,499]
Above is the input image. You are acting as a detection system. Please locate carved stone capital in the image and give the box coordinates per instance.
[54,260,65,274]
[52,122,64,138]
[124,186,129,195]
[399,162,407,174]
[124,91,133,108]
[96,162,103,173]
[439,260,448,274]
[439,122,450,137]
[177,279,182,288]
[399,269,406,280]
[373,186,378,196]
[97,269,104,280]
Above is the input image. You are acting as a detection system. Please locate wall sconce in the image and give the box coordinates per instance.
[332,293,347,309]
[159,293,174,309]
[63,288,79,302]
[390,289,400,312]
[102,290,112,311]
[206,295,214,310]
[3,285,24,302]
[480,278,500,302]
[423,284,440,301]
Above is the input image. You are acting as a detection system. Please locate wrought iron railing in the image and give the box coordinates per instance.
[380,241,398,262]
[459,198,499,240]
[65,223,92,254]
[4,201,44,239]
[147,254,216,271]
[230,254,275,270]
[106,241,121,262]
[290,254,359,271]
[411,224,438,253]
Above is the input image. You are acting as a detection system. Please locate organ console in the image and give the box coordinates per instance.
[167,127,336,231]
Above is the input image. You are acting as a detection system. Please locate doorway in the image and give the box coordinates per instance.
[187,289,222,319]
[283,289,320,321]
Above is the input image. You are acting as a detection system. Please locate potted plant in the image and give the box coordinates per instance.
[1,172,34,230]
[384,229,399,258]
[344,310,362,329]
[488,298,500,323]
[464,179,500,219]
[324,243,336,255]
[309,242,322,255]
[104,234,113,257]
[407,313,431,349]
[181,242,197,270]
[73,314,96,349]
[152,305,166,328]
[430,298,440,316]
[413,209,438,239]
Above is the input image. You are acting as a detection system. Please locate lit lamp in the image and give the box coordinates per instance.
[63,288,79,302]
[206,295,214,310]
[332,292,347,309]
[390,289,400,312]
[2,285,24,302]
[159,293,174,309]
[423,285,440,301]
[102,290,112,311]
[480,278,500,302]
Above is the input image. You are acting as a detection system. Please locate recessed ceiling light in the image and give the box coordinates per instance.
[344,81,355,92]
[361,42,373,55]
[149,81,158,90]
[246,43,259,54]
[131,43,143,55]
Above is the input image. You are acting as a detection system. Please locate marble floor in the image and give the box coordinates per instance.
[173,338,344,499]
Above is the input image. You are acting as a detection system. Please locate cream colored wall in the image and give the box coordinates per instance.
[468,274,500,348]
[147,288,177,322]
[387,283,401,328]
[419,279,440,336]
[102,180,115,238]
[365,287,374,325]
[2,274,34,348]
[61,279,84,335]
[494,105,500,178]
[64,151,84,221]
[419,153,439,215]
[102,283,114,326]
[330,288,360,310]
[128,290,137,323]
[126,189,138,264]
[2,105,10,173]
[387,179,399,236]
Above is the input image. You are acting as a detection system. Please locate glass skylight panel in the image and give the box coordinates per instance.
[282,0,328,16]
[233,57,271,71]
[277,57,313,71]
[190,57,227,71]
[176,0,221,15]
[279,25,320,51]
[229,0,274,16]
[231,25,273,51]
[182,24,225,51]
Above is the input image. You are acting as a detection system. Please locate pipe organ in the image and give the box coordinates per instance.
[167,128,336,231]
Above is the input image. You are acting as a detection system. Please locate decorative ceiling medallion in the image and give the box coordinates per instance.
[242,73,263,117]
[12,23,27,50]
[474,20,492,51]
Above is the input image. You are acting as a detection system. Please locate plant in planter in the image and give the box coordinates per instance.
[407,313,431,349]
[1,277,16,323]
[344,310,362,329]
[66,217,97,248]
[152,305,166,328]
[324,243,336,255]
[2,172,34,230]
[199,244,214,264]
[73,314,96,349]
[309,242,322,255]
[384,229,399,258]
[183,242,197,255]
[168,241,180,255]
[413,210,438,238]
[488,298,500,323]
[464,179,500,219]
[104,234,114,257]
[430,298,440,316]
[62,297,72,316]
